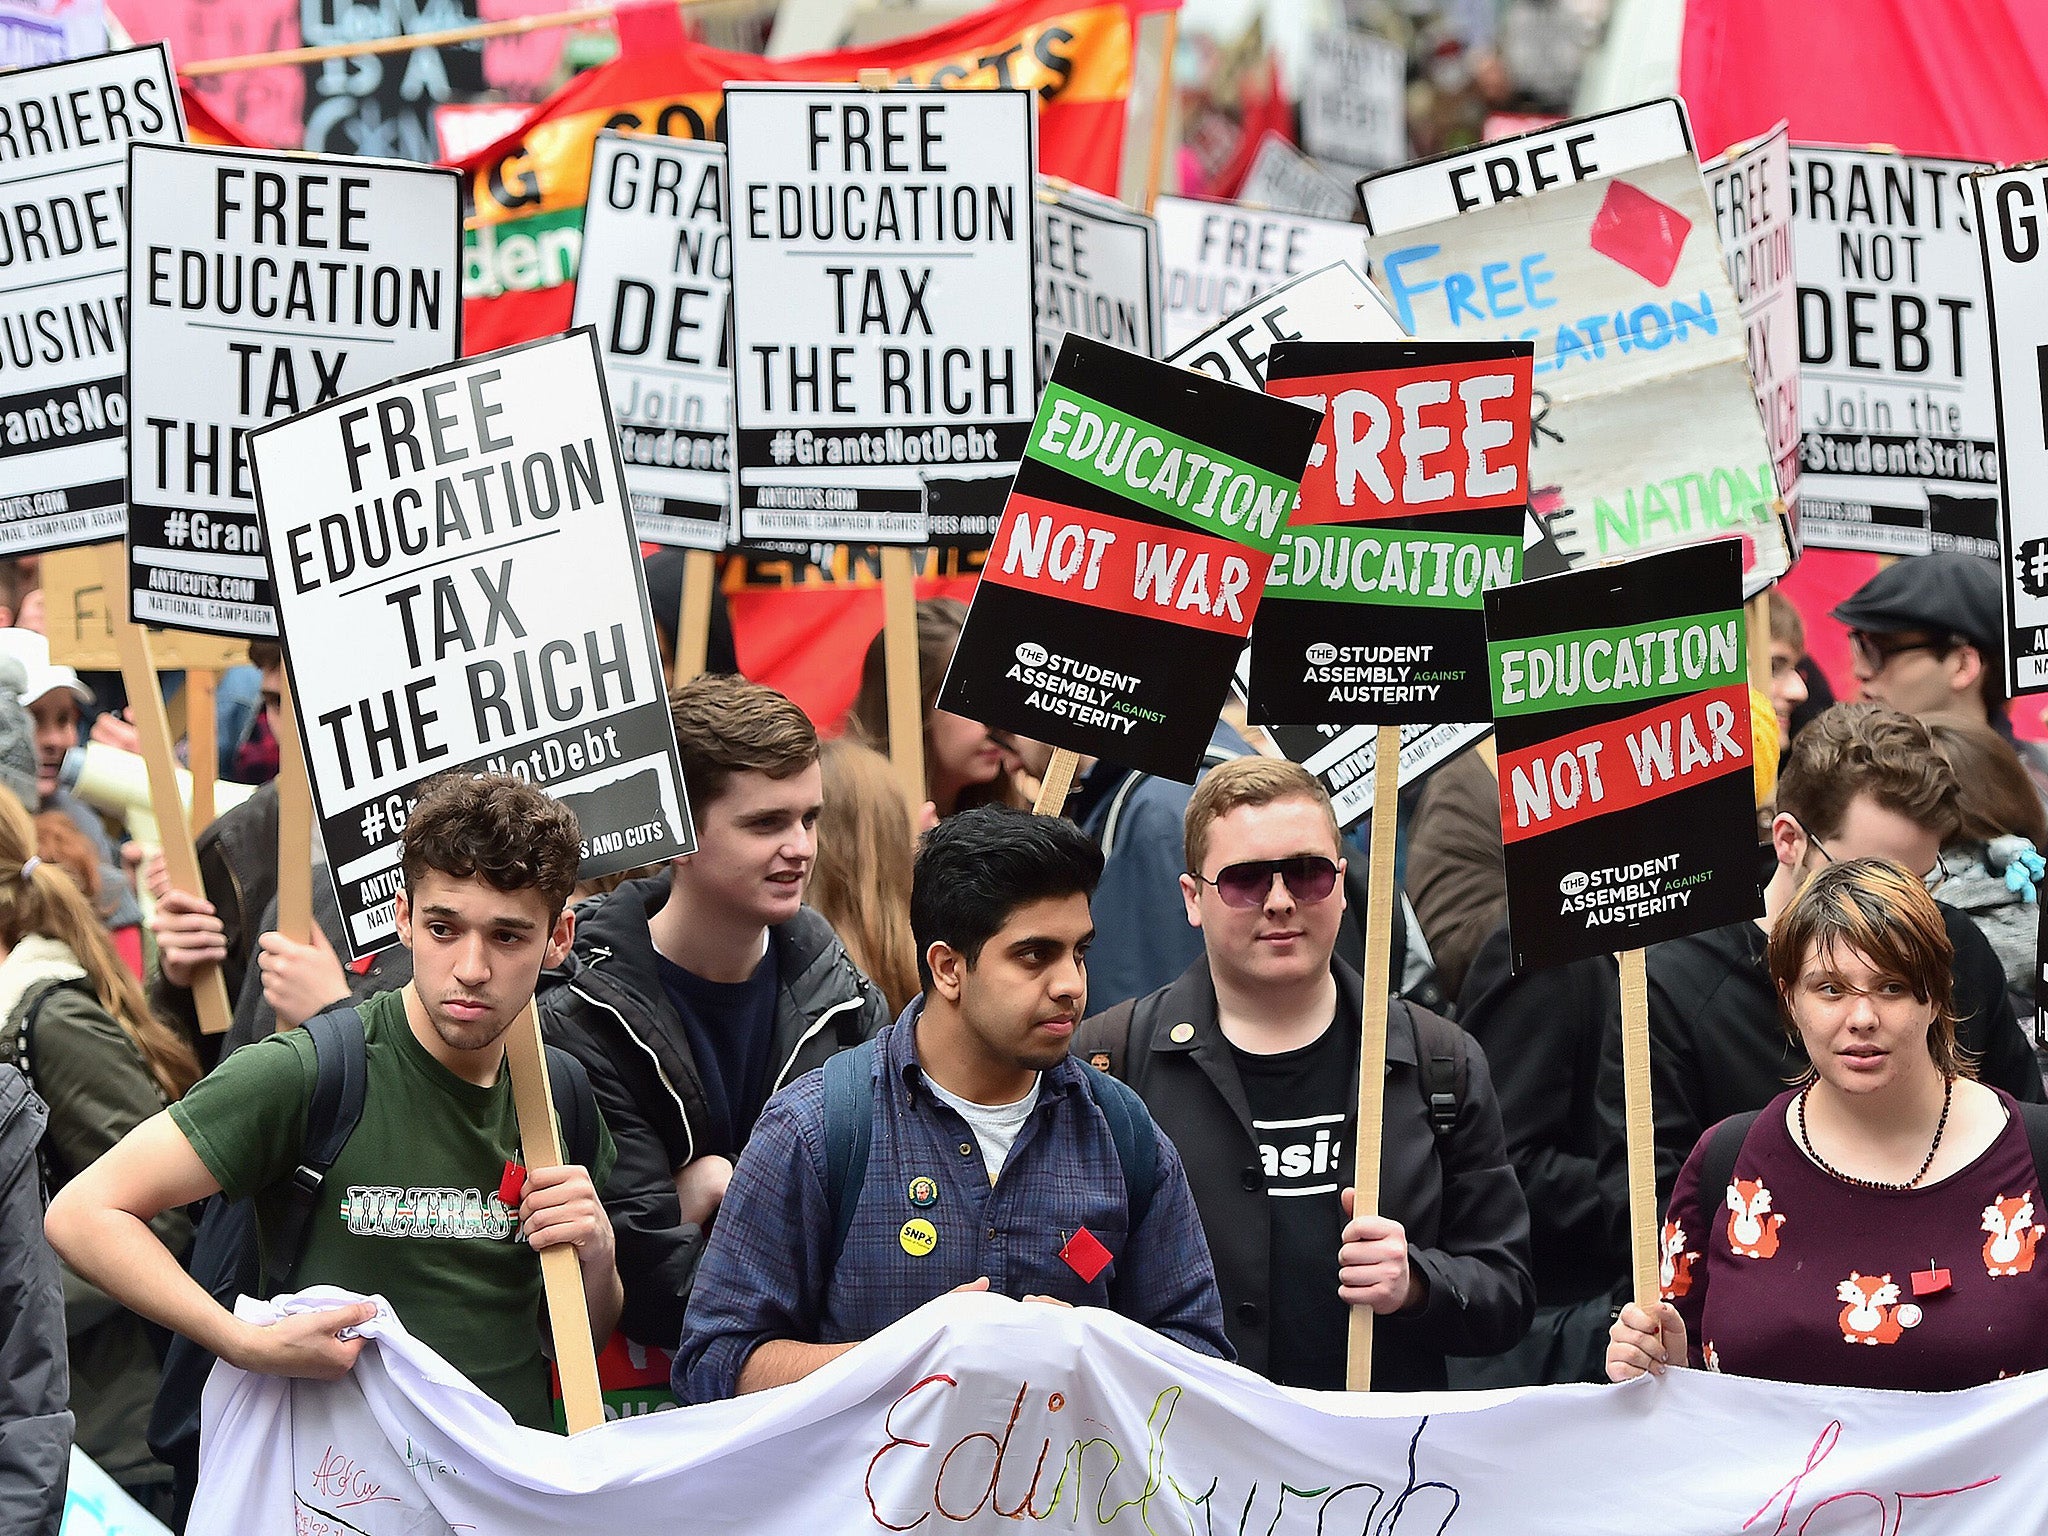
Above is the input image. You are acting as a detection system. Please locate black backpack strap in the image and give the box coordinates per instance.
[1076,997,1138,1077]
[261,1005,368,1296]
[1697,1110,1761,1220]
[1403,1002,1467,1142]
[544,1044,601,1172]
[1077,1067,1158,1235]
[823,1037,880,1266]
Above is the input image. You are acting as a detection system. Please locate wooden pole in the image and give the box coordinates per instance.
[879,545,925,821]
[502,999,605,1434]
[1744,592,1772,695]
[1619,946,1660,1306]
[1344,724,1402,1391]
[181,3,617,76]
[186,670,217,834]
[1032,748,1078,817]
[1139,11,1178,214]
[274,686,315,948]
[675,549,716,684]
[95,543,232,1037]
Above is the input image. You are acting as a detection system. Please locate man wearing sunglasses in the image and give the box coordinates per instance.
[1076,758,1533,1391]
[1594,703,2046,1245]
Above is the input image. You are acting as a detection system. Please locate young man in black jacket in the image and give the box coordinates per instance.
[1076,758,1532,1390]
[539,675,888,1352]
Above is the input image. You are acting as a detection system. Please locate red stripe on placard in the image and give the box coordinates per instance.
[980,494,1271,638]
[1268,357,1534,528]
[1496,683,1753,844]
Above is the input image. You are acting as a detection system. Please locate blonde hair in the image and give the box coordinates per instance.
[811,737,918,1017]
[1183,757,1341,875]
[0,789,197,1100]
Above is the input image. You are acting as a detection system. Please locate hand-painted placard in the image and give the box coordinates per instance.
[0,44,183,555]
[249,330,694,956]
[724,84,1036,549]
[1253,339,1533,724]
[1708,124,1799,514]
[571,131,732,552]
[1792,146,1994,554]
[1485,537,1761,970]
[1166,262,1405,390]
[1361,99,1793,592]
[1156,194,1371,356]
[938,335,1320,781]
[1033,179,1161,389]
[126,142,461,637]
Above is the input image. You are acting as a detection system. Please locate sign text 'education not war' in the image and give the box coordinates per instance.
[250,330,693,955]
[725,85,1035,549]
[939,335,1320,781]
[1485,537,1760,970]
[127,143,461,635]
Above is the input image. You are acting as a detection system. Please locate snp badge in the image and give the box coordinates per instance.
[899,1218,938,1257]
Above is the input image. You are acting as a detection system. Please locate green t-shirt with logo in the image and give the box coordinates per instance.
[169,988,616,1430]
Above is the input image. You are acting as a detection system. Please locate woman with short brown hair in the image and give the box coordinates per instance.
[1608,857,2048,1390]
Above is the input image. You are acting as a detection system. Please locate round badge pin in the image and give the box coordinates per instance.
[1169,1022,1195,1044]
[907,1176,938,1208]
[899,1218,938,1257]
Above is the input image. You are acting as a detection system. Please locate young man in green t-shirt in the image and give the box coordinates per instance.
[48,773,622,1431]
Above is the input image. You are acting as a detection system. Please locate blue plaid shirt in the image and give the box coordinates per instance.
[675,1009,1230,1402]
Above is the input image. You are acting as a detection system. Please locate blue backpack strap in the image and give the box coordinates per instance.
[262,1005,368,1297]
[823,1037,880,1266]
[543,1044,601,1172]
[1078,1067,1157,1235]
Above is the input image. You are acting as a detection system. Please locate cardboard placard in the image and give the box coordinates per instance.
[126,142,462,637]
[724,84,1037,550]
[570,131,732,553]
[1973,161,2048,693]
[1237,133,1358,223]
[1361,98,1794,592]
[1253,339,1533,724]
[0,44,184,554]
[1708,124,1800,513]
[42,542,250,670]
[1300,29,1406,178]
[1166,262,1405,390]
[938,334,1320,781]
[1266,720,1490,829]
[1033,179,1162,389]
[1155,195,1372,355]
[1791,146,1994,555]
[249,329,695,957]
[1484,538,1762,971]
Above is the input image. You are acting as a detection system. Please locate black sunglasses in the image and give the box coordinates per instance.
[1193,855,1340,909]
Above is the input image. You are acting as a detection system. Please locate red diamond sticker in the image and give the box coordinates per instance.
[1588,179,1691,287]
[1059,1227,1112,1283]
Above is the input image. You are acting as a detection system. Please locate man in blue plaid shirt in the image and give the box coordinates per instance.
[675,806,1230,1401]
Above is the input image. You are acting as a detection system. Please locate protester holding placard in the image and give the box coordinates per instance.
[47,774,621,1435]
[539,675,887,1352]
[1078,759,1533,1391]
[1611,858,2048,1390]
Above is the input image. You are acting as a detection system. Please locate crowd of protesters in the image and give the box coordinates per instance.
[4,544,2048,1534]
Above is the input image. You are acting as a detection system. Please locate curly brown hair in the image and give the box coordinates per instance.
[1774,702,1960,845]
[400,773,581,912]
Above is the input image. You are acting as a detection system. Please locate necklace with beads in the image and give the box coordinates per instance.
[1795,1074,1954,1192]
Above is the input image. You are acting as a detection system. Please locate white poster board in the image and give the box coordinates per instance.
[1790,145,1995,553]
[1708,124,1799,515]
[1155,194,1370,355]
[724,84,1036,547]
[1032,179,1161,388]
[126,143,461,635]
[572,131,733,552]
[0,44,183,554]
[1301,29,1406,177]
[249,330,693,956]
[1237,132,1357,222]
[1164,262,1405,390]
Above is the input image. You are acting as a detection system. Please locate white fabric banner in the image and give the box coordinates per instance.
[192,1288,2048,1534]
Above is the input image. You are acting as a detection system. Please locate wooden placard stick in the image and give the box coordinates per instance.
[879,544,926,820]
[182,3,614,75]
[1032,748,1079,817]
[675,549,717,684]
[274,685,315,948]
[186,670,218,833]
[1744,591,1772,695]
[1344,724,1402,1390]
[1618,946,1659,1305]
[94,542,232,1036]
[1139,10,1179,215]
[502,999,605,1434]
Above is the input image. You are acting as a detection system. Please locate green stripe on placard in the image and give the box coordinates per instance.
[1028,382,1298,555]
[1489,608,1745,716]
[1265,527,1521,610]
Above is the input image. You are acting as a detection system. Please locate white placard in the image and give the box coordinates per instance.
[572,131,732,552]
[1155,194,1371,356]
[126,143,461,636]
[725,85,1037,546]
[1238,132,1357,222]
[1166,261,1405,389]
[1791,145,1996,554]
[1360,96,1693,233]
[1301,29,1406,176]
[0,44,183,555]
[1708,124,1800,512]
[1032,179,1161,388]
[250,331,693,956]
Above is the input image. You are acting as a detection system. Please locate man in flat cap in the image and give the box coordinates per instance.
[1833,551,2048,793]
